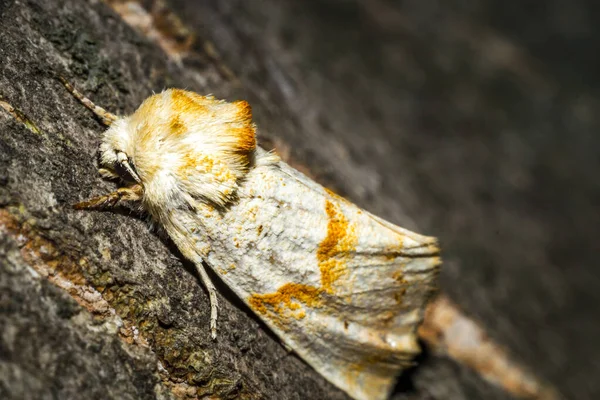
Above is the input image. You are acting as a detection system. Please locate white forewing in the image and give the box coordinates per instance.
[165,149,440,400]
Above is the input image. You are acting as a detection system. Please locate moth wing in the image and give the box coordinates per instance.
[199,159,440,400]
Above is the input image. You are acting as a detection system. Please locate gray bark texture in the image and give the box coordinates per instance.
[0,0,598,399]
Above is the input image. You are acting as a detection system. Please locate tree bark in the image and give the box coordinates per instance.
[1,1,598,399]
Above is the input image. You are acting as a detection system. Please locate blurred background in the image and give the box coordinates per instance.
[170,2,599,397]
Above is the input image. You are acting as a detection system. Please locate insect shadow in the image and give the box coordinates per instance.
[390,340,430,397]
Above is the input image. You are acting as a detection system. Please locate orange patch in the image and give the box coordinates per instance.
[317,200,357,293]
[228,126,257,153]
[176,153,237,194]
[324,187,351,205]
[393,288,406,304]
[226,100,257,160]
[169,89,210,116]
[248,199,358,323]
[249,283,322,323]
[385,252,397,261]
[391,271,408,304]
[234,100,252,123]
[178,153,215,174]
[392,270,405,283]
[169,115,187,136]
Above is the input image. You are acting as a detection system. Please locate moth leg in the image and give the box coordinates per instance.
[194,262,219,340]
[74,184,143,210]
[99,168,120,180]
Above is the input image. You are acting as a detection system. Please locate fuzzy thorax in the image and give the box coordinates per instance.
[100,89,257,210]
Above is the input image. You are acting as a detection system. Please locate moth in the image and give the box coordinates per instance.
[64,79,441,400]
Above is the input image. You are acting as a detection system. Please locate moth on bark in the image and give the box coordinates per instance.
[63,79,441,400]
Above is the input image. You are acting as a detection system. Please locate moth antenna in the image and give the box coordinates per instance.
[59,76,118,126]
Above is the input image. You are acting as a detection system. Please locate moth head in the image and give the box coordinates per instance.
[99,89,257,207]
[100,118,143,184]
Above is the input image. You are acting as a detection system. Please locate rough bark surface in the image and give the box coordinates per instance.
[0,1,598,400]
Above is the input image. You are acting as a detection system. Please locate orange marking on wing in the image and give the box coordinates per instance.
[248,199,358,323]
[318,200,357,294]
[249,283,322,323]
[393,289,406,304]
[324,187,352,205]
[392,270,405,282]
